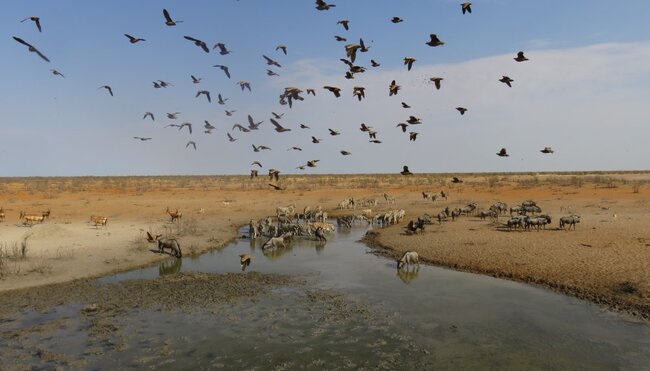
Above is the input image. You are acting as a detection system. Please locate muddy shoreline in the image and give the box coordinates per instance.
[362,230,650,321]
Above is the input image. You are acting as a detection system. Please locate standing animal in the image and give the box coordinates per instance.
[166,207,182,222]
[0,207,5,222]
[397,251,420,269]
[19,211,46,225]
[315,227,327,242]
[147,232,182,258]
[90,215,108,228]
[41,208,51,220]
[559,215,580,230]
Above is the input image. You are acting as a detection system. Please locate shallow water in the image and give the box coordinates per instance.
[4,225,650,369]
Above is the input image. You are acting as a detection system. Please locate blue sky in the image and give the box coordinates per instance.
[2,0,650,176]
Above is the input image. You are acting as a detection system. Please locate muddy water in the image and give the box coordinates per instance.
[3,225,650,369]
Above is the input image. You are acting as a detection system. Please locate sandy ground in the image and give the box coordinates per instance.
[0,173,648,318]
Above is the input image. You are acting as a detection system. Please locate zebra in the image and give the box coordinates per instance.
[383,193,396,204]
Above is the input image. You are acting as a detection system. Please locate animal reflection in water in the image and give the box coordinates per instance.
[397,265,420,284]
[239,254,253,271]
[158,258,182,276]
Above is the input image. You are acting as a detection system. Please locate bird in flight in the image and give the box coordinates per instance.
[251,161,263,167]
[213,43,231,55]
[360,123,373,132]
[267,69,279,77]
[124,34,145,43]
[191,75,202,84]
[345,43,360,63]
[324,86,342,98]
[270,119,291,132]
[369,139,382,144]
[401,102,411,109]
[400,166,413,175]
[288,146,302,151]
[396,123,409,132]
[391,17,404,23]
[196,90,211,102]
[186,141,197,150]
[315,0,336,11]
[328,129,340,136]
[272,112,284,119]
[167,112,180,119]
[306,89,316,96]
[311,136,322,144]
[409,132,418,141]
[152,81,162,88]
[499,76,514,87]
[238,81,251,92]
[429,77,443,90]
[276,45,287,55]
[371,59,380,67]
[340,150,351,156]
[407,116,421,125]
[227,133,237,142]
[163,9,182,26]
[50,69,65,78]
[143,112,155,121]
[158,80,173,88]
[335,35,347,42]
[133,137,152,141]
[225,110,236,116]
[184,36,210,53]
[21,16,42,32]
[217,94,228,105]
[540,147,555,154]
[13,36,49,62]
[337,19,350,30]
[461,3,472,14]
[456,107,468,115]
[248,115,264,130]
[213,65,231,79]
[353,86,365,101]
[496,148,510,157]
[389,80,400,96]
[514,51,529,62]
[403,57,416,71]
[307,160,320,168]
[300,123,310,129]
[204,120,216,132]
[178,122,192,134]
[232,124,250,132]
[263,55,282,68]
[98,85,113,96]
[426,34,445,47]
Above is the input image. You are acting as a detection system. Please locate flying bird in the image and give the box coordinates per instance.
[213,65,231,79]
[328,128,340,136]
[271,112,284,119]
[204,120,216,131]
[167,112,180,119]
[133,137,152,141]
[184,36,209,53]
[306,89,316,96]
[252,144,271,152]
[340,150,351,156]
[300,124,310,129]
[275,45,287,55]
[400,166,413,175]
[429,77,443,90]
[407,116,421,125]
[396,123,409,132]
[217,94,228,105]
[251,161,263,167]
[50,69,64,78]
[225,110,236,116]
[401,102,411,109]
[391,17,404,23]
[514,51,528,62]
[360,123,373,132]
[124,34,145,43]
[247,115,263,130]
[337,19,350,30]
[499,76,514,87]
[13,36,50,62]
[263,54,281,68]
[163,9,182,26]
[227,133,237,142]
[324,86,342,97]
[369,139,382,144]
[371,59,380,67]
[359,38,370,53]
[461,2,472,14]
[186,141,197,150]
[352,86,365,101]
[213,43,231,55]
[178,122,192,134]
[266,69,279,77]
[307,160,320,168]
[270,119,291,132]
[409,132,418,141]
[152,81,162,88]
[196,90,211,102]
[540,147,555,154]
[288,147,302,151]
[158,80,173,88]
[315,0,336,11]
[232,124,250,132]
[143,112,154,121]
[335,35,347,42]
[239,254,253,271]
[345,43,360,63]
[98,85,113,96]
[21,16,42,32]
[496,148,509,157]
[426,34,445,47]
[389,80,400,96]
[311,136,322,144]
[191,75,202,84]
[456,107,468,115]
[237,81,251,92]
[403,57,416,71]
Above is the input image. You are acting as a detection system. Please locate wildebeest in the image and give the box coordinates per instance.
[147,232,182,258]
[559,215,580,230]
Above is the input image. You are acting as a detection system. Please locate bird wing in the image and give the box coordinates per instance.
[163,9,173,22]
[200,42,209,53]
[270,118,284,129]
[13,36,31,47]
[184,35,199,42]
[35,18,42,32]
[125,34,135,41]
[248,115,255,126]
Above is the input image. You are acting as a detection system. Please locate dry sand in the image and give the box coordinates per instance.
[0,173,648,318]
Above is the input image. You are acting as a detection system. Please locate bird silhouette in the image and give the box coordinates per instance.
[143,112,155,121]
[353,86,366,101]
[514,51,529,62]
[456,107,468,115]
[324,86,342,97]
[232,124,250,132]
[217,94,229,105]
[263,54,282,67]
[251,161,263,167]
[158,80,173,88]
[267,69,279,77]
[213,65,231,79]
[191,75,202,84]
[396,123,409,132]
[426,34,445,47]
[340,150,352,155]
[315,0,336,11]
[429,77,443,90]
[98,85,113,96]
[196,90,211,102]
[186,141,197,150]
[409,132,418,141]
[288,147,303,151]
[270,119,291,132]
[225,110,236,116]
[389,80,400,96]
[360,123,373,132]
[13,37,49,62]
[540,147,554,154]
[163,9,183,26]
[124,34,145,43]
[311,136,322,144]
[300,124,310,129]
[203,120,216,131]
[328,129,340,136]
[275,45,287,55]
[401,102,411,108]
[337,19,350,30]
[167,112,180,119]
[496,148,509,157]
[407,116,421,125]
[247,115,264,130]
[371,59,381,67]
[391,17,404,23]
[133,137,152,141]
[403,57,416,71]
[271,112,284,119]
[178,122,192,134]
[50,69,64,78]
[21,16,42,32]
[213,43,231,55]
[237,81,251,92]
[499,76,514,87]
[227,133,237,142]
[306,89,316,96]
[184,36,209,53]
[461,2,472,14]
[334,35,347,42]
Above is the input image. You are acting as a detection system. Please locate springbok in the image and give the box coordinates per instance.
[147,232,182,258]
[19,211,46,225]
[166,207,182,222]
[397,251,420,269]
[90,215,108,228]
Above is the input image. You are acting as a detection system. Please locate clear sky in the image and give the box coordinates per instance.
[2,0,650,176]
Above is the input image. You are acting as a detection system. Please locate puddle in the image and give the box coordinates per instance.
[2,225,649,369]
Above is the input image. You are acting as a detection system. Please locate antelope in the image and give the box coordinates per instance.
[19,211,45,225]
[42,208,51,220]
[90,215,108,228]
[397,251,420,270]
[166,207,182,222]
[0,207,5,222]
[147,232,182,258]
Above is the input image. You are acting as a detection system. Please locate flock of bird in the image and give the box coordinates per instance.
[12,2,555,185]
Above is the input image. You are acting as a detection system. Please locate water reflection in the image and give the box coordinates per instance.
[396,266,420,284]
[158,257,182,276]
